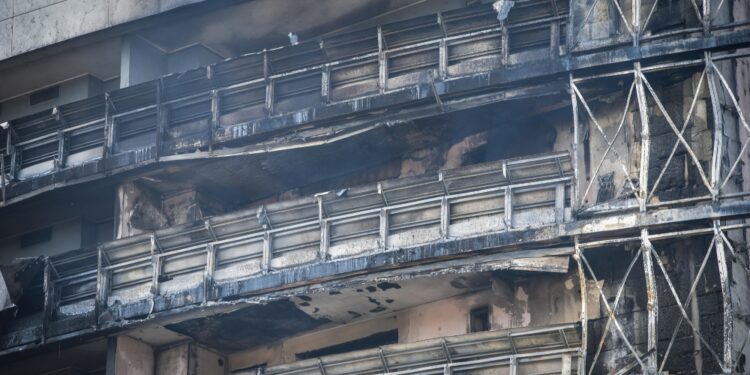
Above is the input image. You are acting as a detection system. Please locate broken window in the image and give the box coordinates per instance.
[469,306,491,332]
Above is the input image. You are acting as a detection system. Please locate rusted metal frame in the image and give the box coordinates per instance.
[648,67,707,200]
[587,249,642,375]
[572,239,588,375]
[640,229,658,372]
[571,83,641,207]
[570,74,580,215]
[714,219,734,370]
[648,244,728,372]
[708,61,750,191]
[640,70,715,195]
[576,80,635,205]
[576,245,646,369]
[634,62,651,212]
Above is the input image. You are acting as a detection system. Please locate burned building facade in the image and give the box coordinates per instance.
[0,0,749,373]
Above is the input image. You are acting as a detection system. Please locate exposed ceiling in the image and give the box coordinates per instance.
[164,272,493,352]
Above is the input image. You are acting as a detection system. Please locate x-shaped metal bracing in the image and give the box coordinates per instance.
[571,81,642,208]
[576,229,733,374]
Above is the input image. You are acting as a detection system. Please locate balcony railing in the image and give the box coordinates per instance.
[263,324,581,375]
[0,151,572,349]
[0,2,572,202]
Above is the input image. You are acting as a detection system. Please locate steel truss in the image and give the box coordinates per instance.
[568,0,749,372]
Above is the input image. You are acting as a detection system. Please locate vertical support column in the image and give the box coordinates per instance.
[317,195,329,260]
[262,232,272,273]
[569,74,580,214]
[209,89,220,153]
[566,0,575,54]
[501,26,510,66]
[204,243,215,303]
[55,129,67,171]
[106,336,155,375]
[706,52,724,200]
[550,21,560,60]
[9,145,19,182]
[155,80,166,160]
[634,63,650,212]
[321,64,331,103]
[379,207,389,250]
[96,246,110,328]
[573,240,588,375]
[264,51,275,116]
[561,353,572,375]
[42,257,53,343]
[555,183,566,223]
[509,356,518,375]
[702,0,711,34]
[641,229,658,373]
[440,196,450,239]
[504,186,513,229]
[439,39,448,79]
[104,93,115,158]
[378,26,388,94]
[714,220,734,370]
[150,254,161,298]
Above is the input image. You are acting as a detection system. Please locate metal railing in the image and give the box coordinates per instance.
[263,323,581,375]
[11,151,571,340]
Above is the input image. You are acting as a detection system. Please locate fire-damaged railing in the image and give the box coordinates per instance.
[0,2,568,191]
[263,324,581,375]
[0,152,571,348]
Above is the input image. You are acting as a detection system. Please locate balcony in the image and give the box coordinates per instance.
[0,151,573,351]
[260,324,581,375]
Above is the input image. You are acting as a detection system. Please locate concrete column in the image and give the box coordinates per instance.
[156,343,226,375]
[107,336,155,375]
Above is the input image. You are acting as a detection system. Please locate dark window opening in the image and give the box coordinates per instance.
[296,329,398,360]
[29,86,60,106]
[20,227,52,248]
[470,306,491,332]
